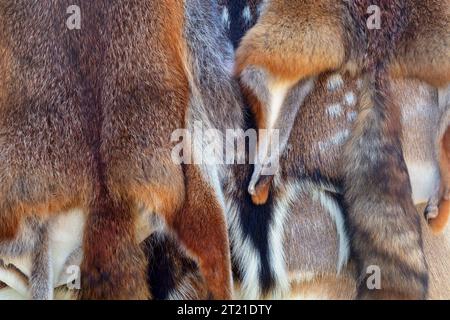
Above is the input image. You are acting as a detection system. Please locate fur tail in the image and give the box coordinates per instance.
[143,233,207,300]
[344,72,428,299]
[344,1,429,299]
[79,189,149,300]
[225,161,282,299]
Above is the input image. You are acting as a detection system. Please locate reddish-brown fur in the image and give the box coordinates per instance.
[1,0,232,299]
[79,0,232,299]
[235,1,347,81]
[0,0,95,241]
[391,0,450,87]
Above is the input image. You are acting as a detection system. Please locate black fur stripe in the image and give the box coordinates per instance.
[143,233,199,300]
[234,163,276,295]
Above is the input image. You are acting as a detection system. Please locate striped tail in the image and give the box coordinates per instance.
[343,71,428,299]
[226,162,281,299]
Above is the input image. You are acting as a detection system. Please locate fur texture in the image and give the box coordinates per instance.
[144,0,246,300]
[0,219,52,299]
[218,0,263,48]
[0,0,234,299]
[145,0,449,300]
[234,0,449,299]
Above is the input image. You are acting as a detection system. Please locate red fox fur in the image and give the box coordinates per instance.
[0,0,232,299]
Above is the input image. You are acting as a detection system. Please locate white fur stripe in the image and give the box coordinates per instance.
[314,190,349,272]
[0,267,29,298]
[226,200,262,299]
[221,7,230,30]
[242,6,252,24]
[268,180,302,298]
[267,82,292,129]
